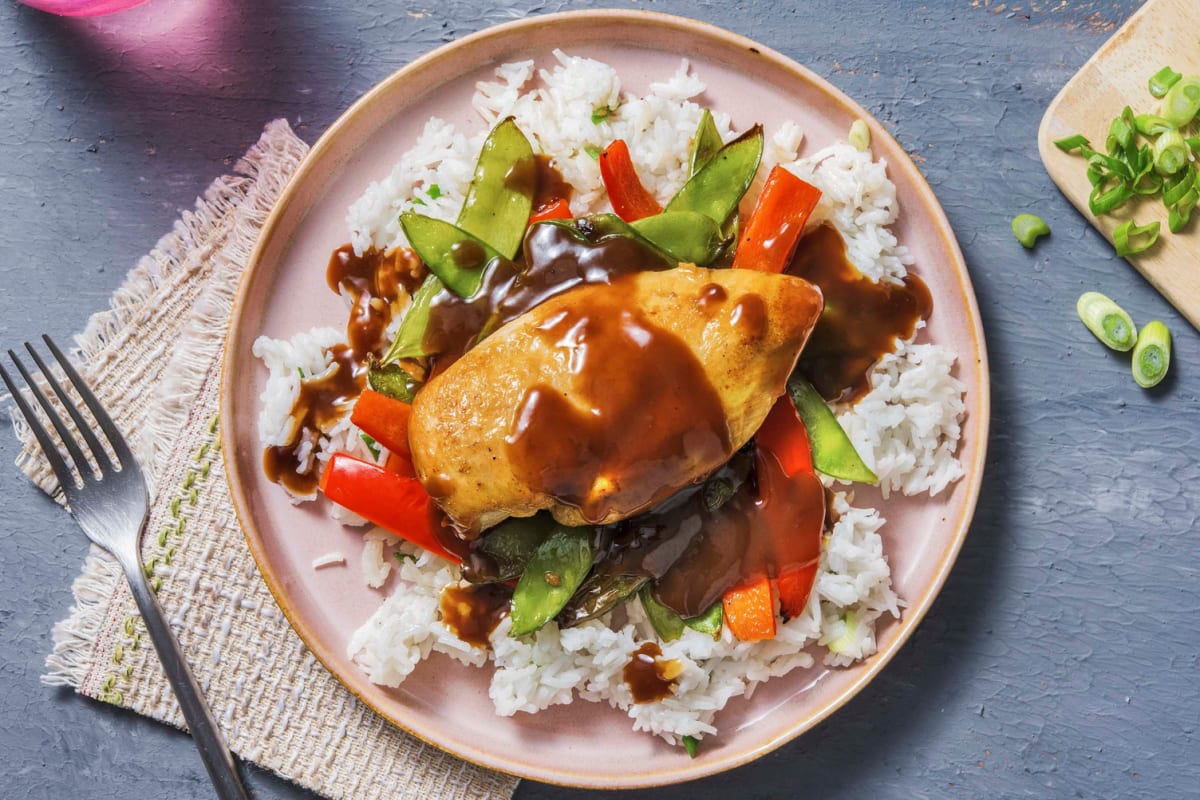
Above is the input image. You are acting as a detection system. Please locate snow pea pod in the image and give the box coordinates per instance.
[457,117,536,259]
[631,210,725,265]
[366,358,421,402]
[468,514,556,584]
[398,210,502,297]
[509,525,594,636]
[689,109,724,175]
[641,587,723,642]
[558,573,649,628]
[665,125,763,225]
[786,373,877,484]
[380,273,442,362]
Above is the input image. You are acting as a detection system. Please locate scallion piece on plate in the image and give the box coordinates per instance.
[848,119,871,152]
[1148,66,1182,98]
[682,735,700,758]
[1112,219,1160,257]
[1131,320,1171,388]
[1076,291,1137,352]
[1160,75,1200,128]
[1011,213,1050,248]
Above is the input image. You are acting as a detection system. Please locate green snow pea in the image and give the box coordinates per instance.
[631,211,726,264]
[365,358,422,402]
[689,109,724,175]
[470,514,556,584]
[398,210,502,297]
[457,117,536,259]
[787,373,878,484]
[641,587,723,642]
[665,125,763,225]
[509,525,594,637]
[557,573,649,628]
[380,273,443,362]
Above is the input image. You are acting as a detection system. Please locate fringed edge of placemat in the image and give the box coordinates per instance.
[38,119,309,690]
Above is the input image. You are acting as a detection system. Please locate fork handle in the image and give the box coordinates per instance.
[121,559,251,800]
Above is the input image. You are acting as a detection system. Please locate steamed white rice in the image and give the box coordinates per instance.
[254,52,967,745]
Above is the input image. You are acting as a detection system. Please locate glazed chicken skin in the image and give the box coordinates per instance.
[408,265,824,535]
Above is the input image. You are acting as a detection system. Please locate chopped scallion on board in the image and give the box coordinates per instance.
[1148,66,1182,99]
[848,119,871,152]
[1131,321,1172,388]
[1112,219,1160,257]
[1076,292,1137,352]
[1011,213,1050,248]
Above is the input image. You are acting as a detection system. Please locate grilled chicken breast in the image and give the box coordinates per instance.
[408,264,823,535]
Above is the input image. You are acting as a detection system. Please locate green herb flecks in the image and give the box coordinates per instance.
[360,433,381,460]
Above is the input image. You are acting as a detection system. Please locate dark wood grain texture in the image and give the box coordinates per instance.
[2,1,1196,798]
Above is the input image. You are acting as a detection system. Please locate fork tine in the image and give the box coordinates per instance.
[9,349,94,480]
[0,360,79,494]
[41,335,137,471]
[24,342,114,474]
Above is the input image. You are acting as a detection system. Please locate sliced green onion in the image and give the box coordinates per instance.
[1134,114,1173,136]
[1054,134,1090,153]
[1131,320,1171,388]
[1131,170,1162,196]
[1168,187,1198,233]
[827,610,859,654]
[584,144,601,161]
[1162,165,1195,206]
[1112,219,1160,257]
[1106,108,1134,155]
[1011,213,1051,248]
[1149,66,1182,98]
[1153,129,1188,176]
[591,107,612,125]
[848,119,871,152]
[1076,291,1137,352]
[1088,180,1132,215]
[682,735,700,758]
[1087,151,1134,181]
[1186,135,1200,154]
[1161,76,1200,128]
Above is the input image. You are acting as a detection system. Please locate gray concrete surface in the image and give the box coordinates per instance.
[2,0,1197,798]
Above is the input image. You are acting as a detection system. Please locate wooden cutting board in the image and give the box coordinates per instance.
[1038,0,1200,331]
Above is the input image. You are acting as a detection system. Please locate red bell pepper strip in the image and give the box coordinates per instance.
[722,575,777,641]
[350,388,412,458]
[319,453,460,563]
[731,166,822,272]
[721,394,822,639]
[384,449,416,479]
[754,395,814,478]
[598,139,662,222]
[757,397,822,621]
[776,560,819,619]
[529,197,572,224]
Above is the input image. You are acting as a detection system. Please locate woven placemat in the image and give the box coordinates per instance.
[13,119,519,800]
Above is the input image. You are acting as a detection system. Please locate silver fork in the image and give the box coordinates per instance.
[2,336,249,800]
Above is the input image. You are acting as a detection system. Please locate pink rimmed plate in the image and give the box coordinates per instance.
[221,9,989,788]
